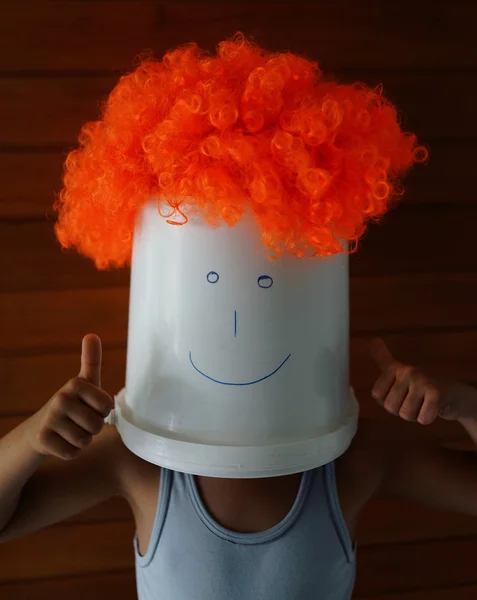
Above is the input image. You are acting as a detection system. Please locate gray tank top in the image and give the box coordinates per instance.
[134,462,356,599]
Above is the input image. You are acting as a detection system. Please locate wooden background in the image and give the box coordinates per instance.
[1,1,477,598]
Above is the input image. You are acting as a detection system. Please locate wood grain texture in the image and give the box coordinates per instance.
[0,152,64,220]
[357,498,477,545]
[352,205,477,277]
[350,274,477,334]
[0,141,475,222]
[357,585,477,600]
[0,77,115,149]
[1,517,477,595]
[2,327,477,415]
[0,521,135,582]
[2,573,477,600]
[1,347,127,414]
[1,1,477,597]
[0,571,137,600]
[2,204,477,291]
[354,537,477,596]
[0,222,130,291]
[67,496,132,524]
[0,1,475,72]
[0,288,129,351]
[2,272,477,338]
[0,413,467,455]
[0,412,471,539]
[1,71,475,149]
[350,330,477,389]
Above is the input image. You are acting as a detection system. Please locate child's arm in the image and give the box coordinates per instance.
[366,339,477,516]
[0,335,127,543]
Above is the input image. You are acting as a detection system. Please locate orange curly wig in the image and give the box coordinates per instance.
[54,34,427,269]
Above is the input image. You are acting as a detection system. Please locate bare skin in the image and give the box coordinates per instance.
[1,335,477,562]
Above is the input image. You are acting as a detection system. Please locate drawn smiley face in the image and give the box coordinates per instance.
[189,270,291,386]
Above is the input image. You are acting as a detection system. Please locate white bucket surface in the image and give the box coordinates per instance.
[109,200,358,478]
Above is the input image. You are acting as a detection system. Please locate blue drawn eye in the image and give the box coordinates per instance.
[258,275,273,289]
[207,271,219,284]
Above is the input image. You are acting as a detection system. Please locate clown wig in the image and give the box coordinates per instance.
[54,34,427,269]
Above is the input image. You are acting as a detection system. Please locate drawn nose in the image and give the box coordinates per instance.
[234,310,237,338]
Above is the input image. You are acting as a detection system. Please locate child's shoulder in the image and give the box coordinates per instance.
[338,417,414,477]
[105,424,161,494]
[334,417,414,521]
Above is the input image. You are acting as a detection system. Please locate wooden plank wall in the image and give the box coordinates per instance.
[1,1,477,598]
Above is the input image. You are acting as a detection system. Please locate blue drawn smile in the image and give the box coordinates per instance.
[189,351,291,386]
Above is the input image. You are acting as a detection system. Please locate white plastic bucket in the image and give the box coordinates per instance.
[107,200,358,477]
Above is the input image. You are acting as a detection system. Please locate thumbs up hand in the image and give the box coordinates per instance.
[370,338,477,425]
[26,334,114,460]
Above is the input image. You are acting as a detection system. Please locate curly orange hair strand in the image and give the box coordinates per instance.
[55,34,427,269]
